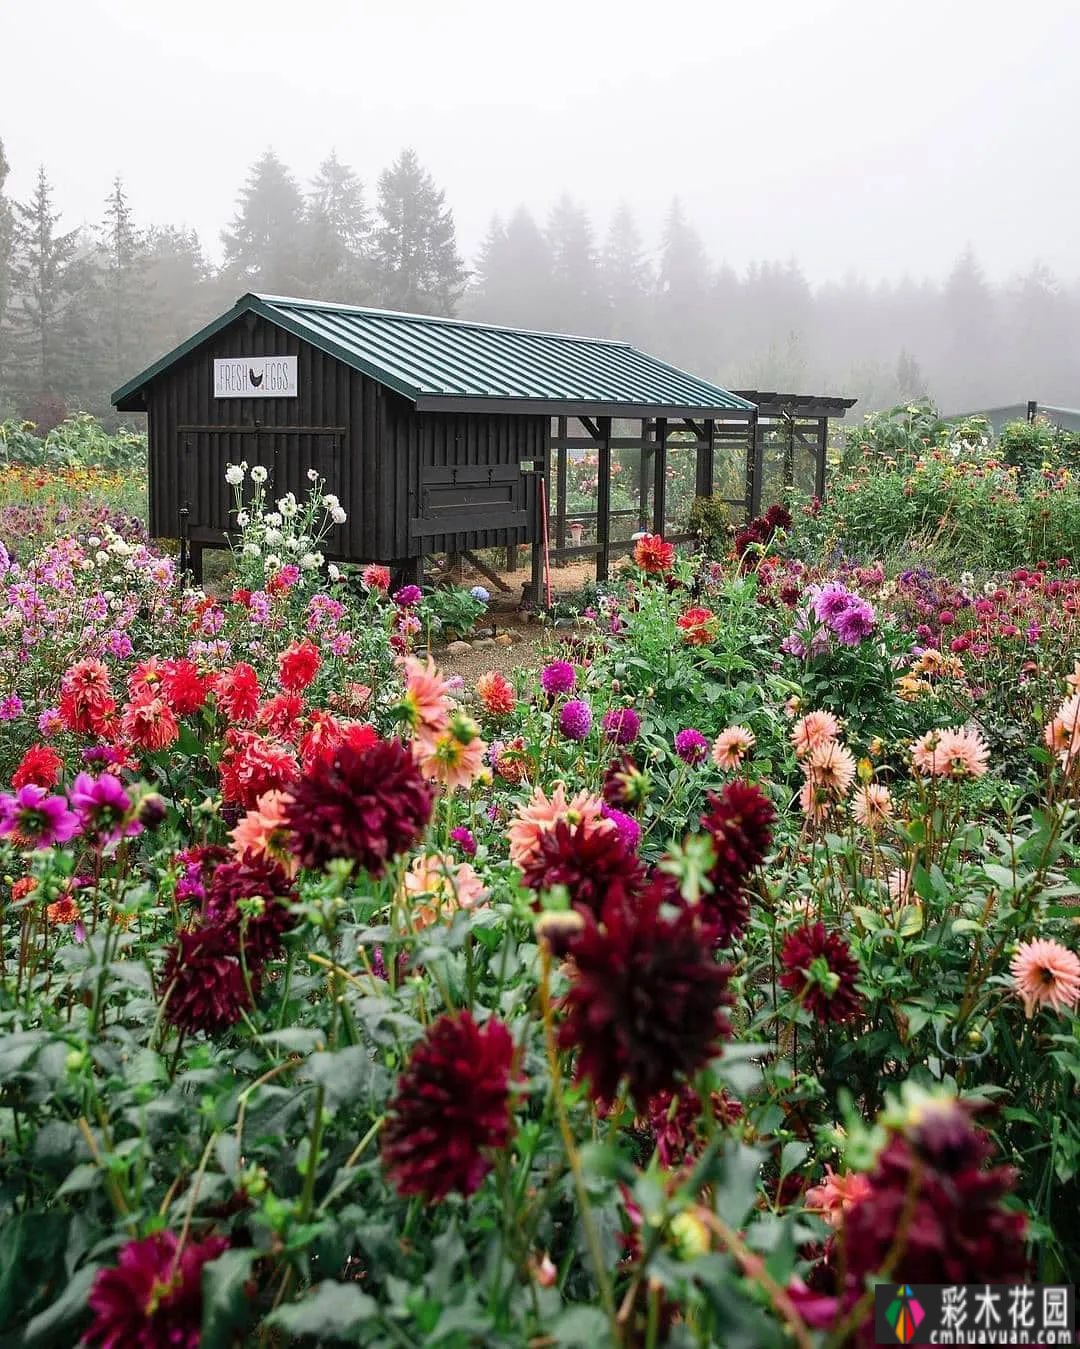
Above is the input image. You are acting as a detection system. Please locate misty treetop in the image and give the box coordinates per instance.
[0,135,1078,428]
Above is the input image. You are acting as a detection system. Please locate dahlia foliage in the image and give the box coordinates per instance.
[0,483,1077,1345]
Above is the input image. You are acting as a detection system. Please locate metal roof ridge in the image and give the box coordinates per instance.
[249,293,635,349]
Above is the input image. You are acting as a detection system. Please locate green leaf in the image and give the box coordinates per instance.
[201,1248,256,1349]
[19,1264,98,1348]
[552,1306,612,1346]
[265,1281,377,1340]
[305,1046,376,1109]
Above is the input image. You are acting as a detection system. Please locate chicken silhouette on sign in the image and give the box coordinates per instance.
[213,356,297,398]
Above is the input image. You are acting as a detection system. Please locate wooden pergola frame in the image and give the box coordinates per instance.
[532,391,855,595]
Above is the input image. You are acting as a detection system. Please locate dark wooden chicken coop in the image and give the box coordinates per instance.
[112,293,853,594]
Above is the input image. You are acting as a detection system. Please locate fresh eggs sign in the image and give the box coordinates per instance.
[213,356,298,399]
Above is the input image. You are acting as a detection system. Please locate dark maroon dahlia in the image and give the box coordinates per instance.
[779,921,863,1024]
[644,1083,744,1168]
[205,853,298,964]
[698,781,775,943]
[83,1229,228,1349]
[160,924,257,1035]
[837,1103,1027,1344]
[522,819,645,916]
[382,1011,515,1201]
[284,737,433,875]
[558,890,733,1111]
[603,754,650,808]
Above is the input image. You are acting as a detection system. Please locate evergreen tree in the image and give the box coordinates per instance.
[469,206,553,328]
[939,247,998,409]
[370,149,466,315]
[221,149,306,294]
[303,152,371,302]
[7,165,96,405]
[0,138,14,397]
[599,204,652,343]
[545,194,598,334]
[655,198,713,368]
[97,177,156,388]
[143,226,219,357]
[896,348,926,402]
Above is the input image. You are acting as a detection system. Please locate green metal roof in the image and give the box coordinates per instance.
[112,293,755,417]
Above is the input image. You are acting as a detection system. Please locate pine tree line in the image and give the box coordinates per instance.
[1,136,1078,428]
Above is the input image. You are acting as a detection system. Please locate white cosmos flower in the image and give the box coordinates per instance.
[265,512,282,527]
[226,464,246,486]
[328,563,341,581]
[279,496,298,519]
[263,527,282,545]
[307,468,319,482]
[265,554,282,571]
[250,465,268,483]
[331,506,347,525]
[88,536,101,548]
[285,537,301,552]
[96,551,110,566]
[322,493,339,510]
[300,551,323,571]
[242,542,261,557]
[235,511,250,527]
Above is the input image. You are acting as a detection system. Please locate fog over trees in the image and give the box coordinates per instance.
[0,136,1076,429]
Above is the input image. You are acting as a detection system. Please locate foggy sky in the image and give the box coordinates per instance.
[3,0,1078,285]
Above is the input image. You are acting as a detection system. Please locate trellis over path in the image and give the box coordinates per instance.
[537,392,856,595]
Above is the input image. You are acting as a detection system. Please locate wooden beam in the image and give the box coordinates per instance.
[746,410,760,519]
[596,416,612,583]
[460,548,512,593]
[578,416,601,440]
[653,417,668,535]
[683,418,706,439]
[815,417,828,500]
[638,417,651,530]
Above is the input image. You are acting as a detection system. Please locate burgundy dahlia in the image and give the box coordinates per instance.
[522,818,645,916]
[645,1083,744,1168]
[836,1101,1027,1343]
[779,921,863,1023]
[284,737,432,875]
[558,890,733,1111]
[206,853,298,964]
[160,924,256,1035]
[83,1229,228,1349]
[603,755,650,808]
[699,781,775,943]
[382,1011,514,1201]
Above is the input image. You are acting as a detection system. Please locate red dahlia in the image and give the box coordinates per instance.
[645,1083,744,1168]
[779,921,863,1023]
[257,692,306,742]
[84,1229,228,1349]
[633,533,676,575]
[382,1011,515,1201]
[558,890,733,1111]
[206,853,298,964]
[12,743,64,790]
[161,658,211,715]
[160,924,257,1035]
[278,638,321,693]
[214,662,261,723]
[218,731,299,810]
[284,737,432,875]
[522,818,645,916]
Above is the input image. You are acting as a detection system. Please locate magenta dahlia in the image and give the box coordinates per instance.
[558,890,733,1110]
[779,921,863,1023]
[382,1011,515,1201]
[160,924,256,1035]
[284,737,432,875]
[558,699,593,741]
[83,1229,228,1349]
[522,818,645,915]
[540,660,576,697]
[602,707,640,745]
[674,728,709,765]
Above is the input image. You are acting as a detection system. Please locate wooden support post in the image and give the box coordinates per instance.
[815,417,828,500]
[529,445,548,605]
[783,412,796,489]
[190,543,204,585]
[638,417,651,529]
[697,418,715,499]
[653,416,668,535]
[504,544,519,571]
[745,411,760,520]
[555,416,568,551]
[461,549,512,593]
[596,416,612,583]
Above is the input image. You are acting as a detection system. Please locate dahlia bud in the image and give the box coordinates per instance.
[137,793,167,829]
[531,1252,558,1287]
[669,1211,710,1261]
[535,909,585,957]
